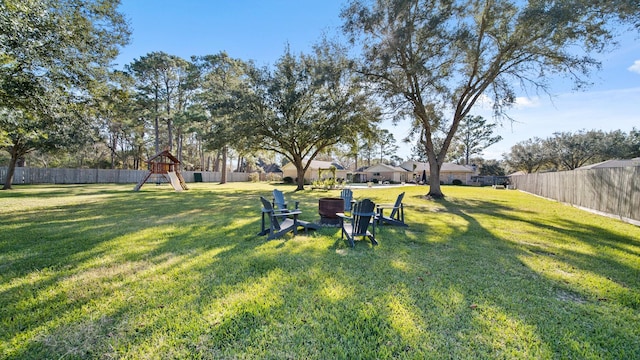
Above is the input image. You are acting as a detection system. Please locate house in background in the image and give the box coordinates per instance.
[281,160,347,183]
[281,159,478,185]
[362,163,409,183]
[399,160,475,184]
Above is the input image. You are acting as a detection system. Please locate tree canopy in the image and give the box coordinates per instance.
[238,44,380,190]
[504,129,640,173]
[341,0,639,198]
[194,52,249,183]
[0,0,130,189]
[451,115,502,165]
[2,0,639,191]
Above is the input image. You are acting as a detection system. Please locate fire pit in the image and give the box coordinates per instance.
[318,197,344,226]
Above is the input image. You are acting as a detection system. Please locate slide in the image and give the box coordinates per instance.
[166,171,183,192]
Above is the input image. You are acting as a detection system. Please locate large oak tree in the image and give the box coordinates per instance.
[0,0,130,189]
[240,44,380,190]
[342,0,638,198]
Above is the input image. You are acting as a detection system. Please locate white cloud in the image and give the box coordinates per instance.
[473,94,540,110]
[475,94,494,108]
[514,96,540,109]
[628,60,640,74]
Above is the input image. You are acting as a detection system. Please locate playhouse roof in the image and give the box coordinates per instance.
[146,150,180,164]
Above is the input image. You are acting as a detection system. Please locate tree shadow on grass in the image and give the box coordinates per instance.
[416,196,640,357]
[1,184,297,358]
[3,185,639,358]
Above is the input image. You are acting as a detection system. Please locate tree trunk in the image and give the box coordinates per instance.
[427,155,444,198]
[154,115,160,154]
[213,151,221,172]
[465,147,470,165]
[200,142,205,170]
[295,163,306,191]
[176,127,183,167]
[154,89,160,154]
[354,153,358,172]
[110,134,117,169]
[2,154,17,190]
[2,144,27,190]
[220,146,228,184]
[167,118,173,151]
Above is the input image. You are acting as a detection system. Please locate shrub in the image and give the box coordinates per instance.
[266,173,282,182]
[248,173,260,182]
[452,179,463,186]
[283,176,294,184]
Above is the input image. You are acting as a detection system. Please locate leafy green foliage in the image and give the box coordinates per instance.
[504,129,640,173]
[0,0,130,188]
[238,43,380,190]
[450,115,502,165]
[192,52,250,182]
[127,52,197,155]
[504,137,549,173]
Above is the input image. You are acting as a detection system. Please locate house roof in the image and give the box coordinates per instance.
[576,158,640,170]
[363,163,409,173]
[442,163,474,173]
[400,160,428,172]
[399,161,473,173]
[263,164,282,173]
[281,160,346,171]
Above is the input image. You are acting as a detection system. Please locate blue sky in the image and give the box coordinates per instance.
[116,0,640,161]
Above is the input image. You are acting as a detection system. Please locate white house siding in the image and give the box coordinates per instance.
[281,161,347,182]
[400,161,474,184]
[363,164,409,183]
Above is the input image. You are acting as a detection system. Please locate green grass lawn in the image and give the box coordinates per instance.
[1,183,638,359]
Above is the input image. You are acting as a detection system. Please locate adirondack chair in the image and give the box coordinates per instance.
[273,189,299,211]
[337,198,378,247]
[340,188,354,213]
[376,192,408,227]
[259,196,301,240]
[259,196,318,240]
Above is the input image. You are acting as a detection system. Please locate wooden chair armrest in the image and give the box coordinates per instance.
[377,204,401,209]
[273,210,301,218]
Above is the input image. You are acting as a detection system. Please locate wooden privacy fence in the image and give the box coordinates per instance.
[509,167,640,225]
[0,167,250,185]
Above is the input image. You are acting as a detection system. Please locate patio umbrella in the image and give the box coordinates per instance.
[421,169,427,184]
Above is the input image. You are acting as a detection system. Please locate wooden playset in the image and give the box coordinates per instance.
[133,150,188,191]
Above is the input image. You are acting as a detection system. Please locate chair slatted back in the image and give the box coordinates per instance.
[390,192,405,218]
[260,196,281,231]
[351,199,375,236]
[272,189,287,210]
[341,189,353,212]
